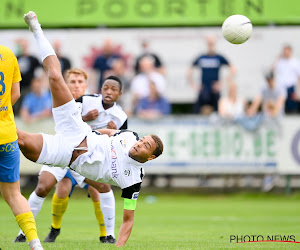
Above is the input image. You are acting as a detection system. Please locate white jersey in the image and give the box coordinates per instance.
[77,94,128,130]
[70,130,144,200]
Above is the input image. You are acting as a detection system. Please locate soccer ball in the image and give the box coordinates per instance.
[222,15,252,44]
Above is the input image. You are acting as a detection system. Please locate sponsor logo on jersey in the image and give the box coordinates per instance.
[123,169,131,176]
[0,106,8,112]
[111,141,119,178]
[132,192,139,200]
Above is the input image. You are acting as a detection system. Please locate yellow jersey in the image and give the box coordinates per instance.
[0,45,22,144]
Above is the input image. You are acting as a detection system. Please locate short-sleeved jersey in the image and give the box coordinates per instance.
[76,94,128,130]
[70,130,144,200]
[192,54,229,87]
[0,46,22,144]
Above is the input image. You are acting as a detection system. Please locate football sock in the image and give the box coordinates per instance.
[100,190,115,237]
[33,31,56,62]
[18,191,46,236]
[28,191,46,218]
[93,201,107,237]
[51,193,69,229]
[15,212,39,242]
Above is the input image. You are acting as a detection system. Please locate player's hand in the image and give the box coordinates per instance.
[82,109,99,122]
[107,121,117,129]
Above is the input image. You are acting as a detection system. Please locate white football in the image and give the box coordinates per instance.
[222,15,252,44]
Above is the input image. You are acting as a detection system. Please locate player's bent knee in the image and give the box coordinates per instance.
[35,185,52,197]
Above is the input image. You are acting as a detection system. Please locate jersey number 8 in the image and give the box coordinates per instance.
[0,72,5,96]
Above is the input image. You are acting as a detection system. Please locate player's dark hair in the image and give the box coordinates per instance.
[103,75,122,91]
[150,134,163,158]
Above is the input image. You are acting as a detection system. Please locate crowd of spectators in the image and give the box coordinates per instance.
[14,36,300,127]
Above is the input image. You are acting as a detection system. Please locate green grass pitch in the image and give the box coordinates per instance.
[0,190,300,249]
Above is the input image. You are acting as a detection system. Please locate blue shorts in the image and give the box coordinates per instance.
[64,170,89,197]
[0,140,20,183]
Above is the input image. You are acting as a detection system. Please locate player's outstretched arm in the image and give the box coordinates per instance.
[116,209,135,247]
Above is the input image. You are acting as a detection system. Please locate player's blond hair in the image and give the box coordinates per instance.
[66,68,88,80]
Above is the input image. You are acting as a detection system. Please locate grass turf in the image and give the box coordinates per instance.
[0,190,300,249]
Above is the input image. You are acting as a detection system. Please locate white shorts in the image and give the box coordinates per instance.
[39,165,68,182]
[39,166,86,188]
[36,100,91,168]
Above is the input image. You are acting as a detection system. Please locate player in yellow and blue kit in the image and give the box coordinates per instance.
[0,45,43,250]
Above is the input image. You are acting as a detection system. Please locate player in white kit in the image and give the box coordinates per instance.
[15,70,126,243]
[43,74,127,243]
[19,11,163,246]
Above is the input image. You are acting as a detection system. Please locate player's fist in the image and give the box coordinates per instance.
[82,109,99,121]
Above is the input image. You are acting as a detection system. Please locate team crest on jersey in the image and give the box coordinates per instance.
[120,139,126,148]
[123,169,131,177]
[132,192,139,200]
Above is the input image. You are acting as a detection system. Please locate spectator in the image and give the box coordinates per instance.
[136,81,171,119]
[104,58,131,93]
[14,38,41,114]
[53,40,72,78]
[248,72,286,119]
[273,45,300,114]
[134,40,165,75]
[130,56,166,113]
[218,82,245,119]
[187,36,235,114]
[20,77,52,123]
[92,38,121,92]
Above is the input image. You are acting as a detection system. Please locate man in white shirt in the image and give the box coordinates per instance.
[274,45,300,113]
[130,56,166,112]
[18,11,163,247]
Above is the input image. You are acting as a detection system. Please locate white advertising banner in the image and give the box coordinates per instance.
[16,116,300,175]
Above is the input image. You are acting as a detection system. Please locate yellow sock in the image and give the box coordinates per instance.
[16,212,39,242]
[93,201,106,237]
[51,193,69,229]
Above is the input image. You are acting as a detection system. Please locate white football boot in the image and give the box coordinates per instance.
[24,11,42,33]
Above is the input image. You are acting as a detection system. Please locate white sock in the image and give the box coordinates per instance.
[18,191,45,236]
[33,31,56,62]
[99,190,115,237]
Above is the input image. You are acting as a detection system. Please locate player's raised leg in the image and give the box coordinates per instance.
[24,11,73,108]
